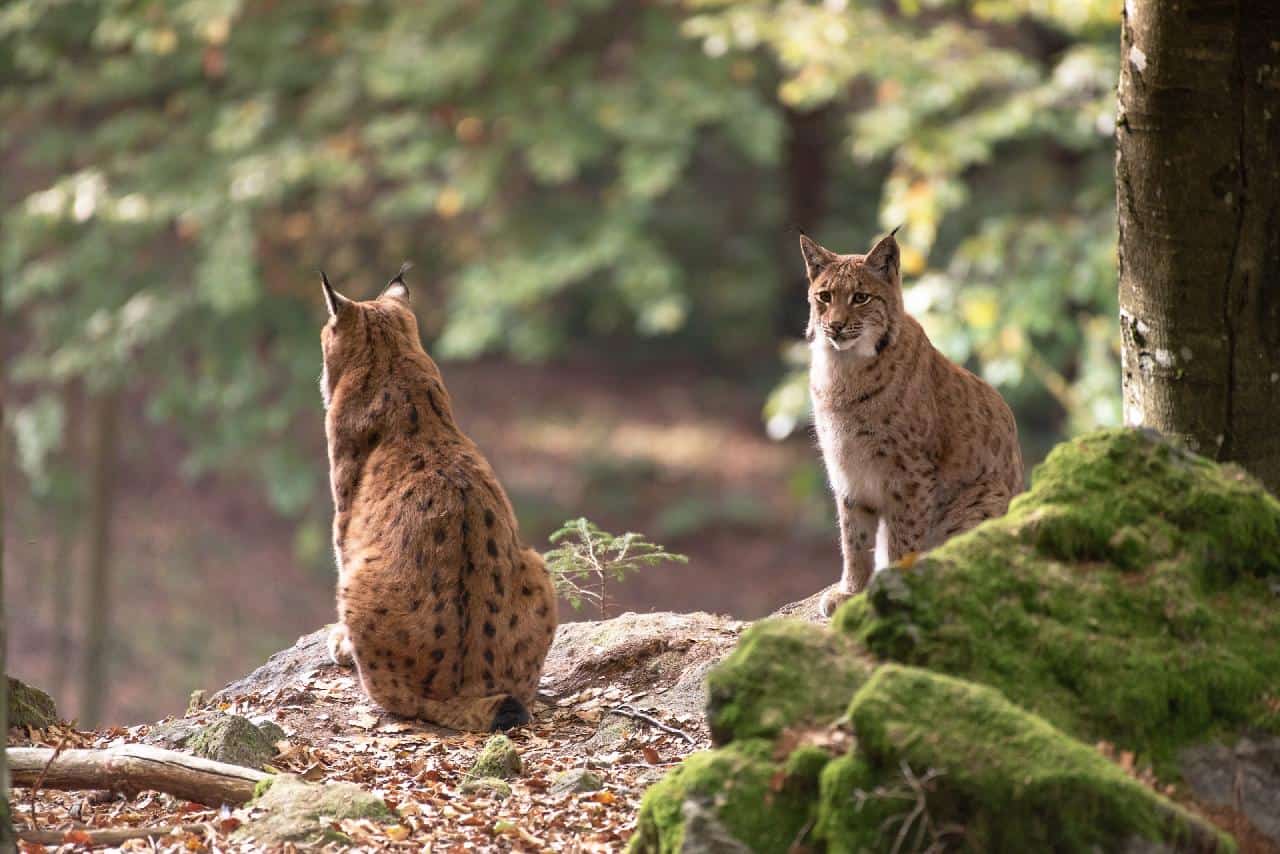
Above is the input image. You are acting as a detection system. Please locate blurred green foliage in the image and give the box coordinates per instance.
[2,0,1120,531]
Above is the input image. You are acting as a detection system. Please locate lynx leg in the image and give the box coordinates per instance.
[821,496,878,618]
[885,493,935,565]
[327,622,355,667]
[936,483,1012,543]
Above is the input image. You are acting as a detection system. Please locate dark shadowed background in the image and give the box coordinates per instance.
[2,0,1122,725]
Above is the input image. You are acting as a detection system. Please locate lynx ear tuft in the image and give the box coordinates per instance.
[799,234,838,281]
[865,230,901,284]
[380,261,413,302]
[320,270,350,318]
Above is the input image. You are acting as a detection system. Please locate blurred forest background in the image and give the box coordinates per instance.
[2,0,1121,726]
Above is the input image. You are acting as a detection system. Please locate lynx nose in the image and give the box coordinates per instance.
[828,321,846,334]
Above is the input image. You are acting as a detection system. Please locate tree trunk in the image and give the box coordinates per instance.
[780,105,833,335]
[1,273,13,853]
[50,382,83,699]
[1117,0,1280,492]
[81,391,120,728]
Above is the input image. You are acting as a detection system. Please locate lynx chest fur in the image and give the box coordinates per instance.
[319,268,557,731]
[799,232,1024,617]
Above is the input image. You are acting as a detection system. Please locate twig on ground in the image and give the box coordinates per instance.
[28,731,70,830]
[608,705,697,745]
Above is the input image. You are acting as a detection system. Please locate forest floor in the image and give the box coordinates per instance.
[9,609,755,852]
[6,356,839,726]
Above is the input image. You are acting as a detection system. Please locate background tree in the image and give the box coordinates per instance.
[2,280,13,848]
[1117,0,1279,492]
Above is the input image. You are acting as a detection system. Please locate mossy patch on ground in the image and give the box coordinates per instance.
[187,715,282,770]
[467,734,523,780]
[232,773,389,846]
[8,676,57,729]
[705,618,870,746]
[838,429,1280,769]
[629,739,822,854]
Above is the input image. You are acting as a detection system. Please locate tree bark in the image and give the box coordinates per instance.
[50,382,83,700]
[8,746,268,807]
[780,105,833,334]
[1117,0,1280,492]
[1,268,13,851]
[81,391,120,727]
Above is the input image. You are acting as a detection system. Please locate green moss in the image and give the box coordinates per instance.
[234,774,390,846]
[838,429,1280,768]
[252,776,275,800]
[629,740,817,854]
[8,676,57,729]
[467,734,522,780]
[188,715,279,770]
[814,665,1230,853]
[705,618,871,745]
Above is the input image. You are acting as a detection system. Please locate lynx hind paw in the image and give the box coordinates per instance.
[327,623,355,667]
[819,586,856,619]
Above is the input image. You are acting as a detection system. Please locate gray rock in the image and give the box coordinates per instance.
[1180,735,1280,844]
[550,768,604,796]
[466,734,522,780]
[233,774,390,846]
[212,629,330,705]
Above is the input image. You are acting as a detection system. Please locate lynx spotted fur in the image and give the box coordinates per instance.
[800,231,1024,617]
[319,267,556,730]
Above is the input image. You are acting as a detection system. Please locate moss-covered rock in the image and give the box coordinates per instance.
[634,667,1228,854]
[818,665,1228,853]
[7,676,57,729]
[187,715,281,770]
[232,774,390,846]
[467,734,522,780]
[629,739,824,854]
[705,619,870,746]
[838,429,1280,767]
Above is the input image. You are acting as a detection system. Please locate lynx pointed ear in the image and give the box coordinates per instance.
[865,229,901,284]
[379,261,413,302]
[320,271,350,318]
[799,233,838,281]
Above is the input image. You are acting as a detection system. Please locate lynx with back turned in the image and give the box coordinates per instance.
[800,231,1024,617]
[319,266,557,731]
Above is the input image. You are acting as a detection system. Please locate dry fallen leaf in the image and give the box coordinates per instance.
[641,746,660,764]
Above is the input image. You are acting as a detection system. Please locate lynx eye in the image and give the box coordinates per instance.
[852,292,871,305]
[816,291,833,304]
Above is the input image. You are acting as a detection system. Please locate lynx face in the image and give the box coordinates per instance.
[801,231,903,357]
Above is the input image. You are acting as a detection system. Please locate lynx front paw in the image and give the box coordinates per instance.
[819,586,855,619]
[327,623,355,667]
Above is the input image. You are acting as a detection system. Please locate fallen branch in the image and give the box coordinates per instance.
[9,745,269,807]
[609,704,697,745]
[18,823,210,847]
